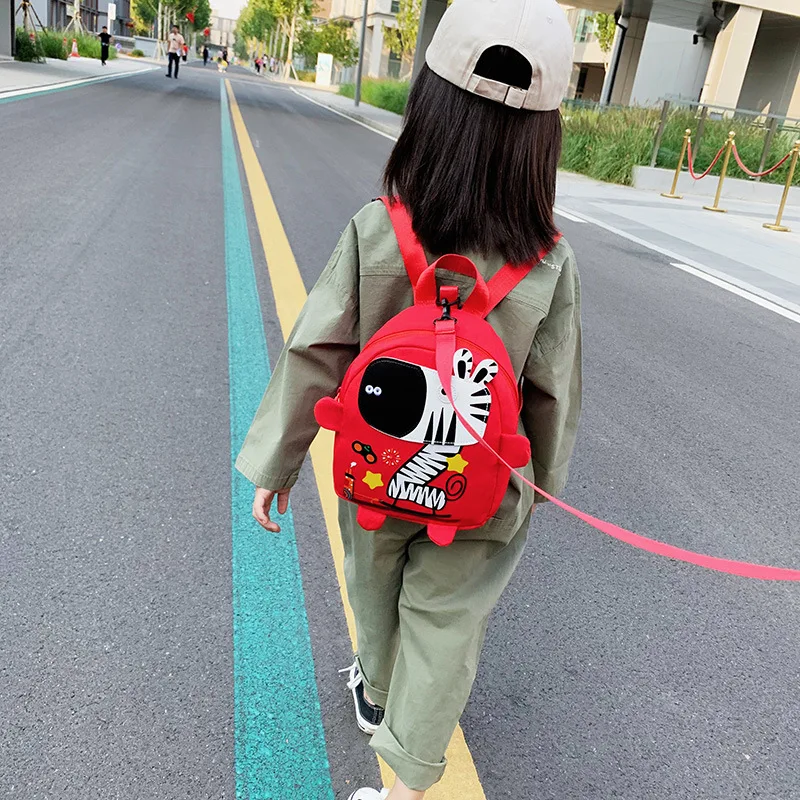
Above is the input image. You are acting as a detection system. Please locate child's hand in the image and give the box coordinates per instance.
[252,487,291,533]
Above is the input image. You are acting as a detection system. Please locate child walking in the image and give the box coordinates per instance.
[236,0,581,797]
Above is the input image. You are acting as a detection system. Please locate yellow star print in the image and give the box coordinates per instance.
[362,471,384,490]
[446,454,469,474]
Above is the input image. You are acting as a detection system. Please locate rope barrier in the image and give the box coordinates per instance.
[661,131,798,223]
[685,138,793,181]
[687,140,725,180]
[731,142,793,178]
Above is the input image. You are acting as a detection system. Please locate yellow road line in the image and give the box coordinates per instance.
[225,79,487,800]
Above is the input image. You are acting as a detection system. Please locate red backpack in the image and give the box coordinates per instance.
[313,203,800,580]
[314,198,553,547]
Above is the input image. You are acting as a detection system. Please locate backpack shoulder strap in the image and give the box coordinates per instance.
[380,198,563,310]
[379,196,429,286]
[483,234,563,315]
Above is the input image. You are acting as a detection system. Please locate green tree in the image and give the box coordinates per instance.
[590,12,616,54]
[238,0,276,42]
[172,0,211,31]
[273,0,313,64]
[132,0,206,37]
[234,36,249,59]
[131,0,157,32]
[190,0,211,32]
[297,19,357,67]
[383,0,421,79]
[235,0,312,70]
[383,0,452,79]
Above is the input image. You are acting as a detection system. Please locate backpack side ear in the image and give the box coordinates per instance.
[315,397,344,432]
[357,507,387,531]
[428,524,458,547]
[500,434,531,468]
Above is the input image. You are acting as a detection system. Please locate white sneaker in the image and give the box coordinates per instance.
[339,661,385,735]
[348,789,389,800]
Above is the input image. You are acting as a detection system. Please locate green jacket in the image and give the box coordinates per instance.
[236,200,582,540]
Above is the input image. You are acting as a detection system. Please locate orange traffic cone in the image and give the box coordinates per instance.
[69,39,79,59]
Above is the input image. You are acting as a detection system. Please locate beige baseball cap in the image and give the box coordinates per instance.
[426,0,574,111]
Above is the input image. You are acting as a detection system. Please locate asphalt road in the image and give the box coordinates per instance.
[1,63,799,800]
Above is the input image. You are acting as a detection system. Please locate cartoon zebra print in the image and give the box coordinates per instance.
[386,348,498,511]
[388,444,459,510]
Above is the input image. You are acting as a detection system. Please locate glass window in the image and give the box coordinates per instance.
[575,66,588,98]
[388,49,401,78]
[575,10,595,43]
[391,0,400,13]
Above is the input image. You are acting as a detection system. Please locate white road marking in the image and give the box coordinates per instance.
[554,206,587,223]
[555,204,800,325]
[0,67,158,100]
[290,87,400,142]
[669,263,800,325]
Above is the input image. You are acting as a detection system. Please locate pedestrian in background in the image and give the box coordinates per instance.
[99,25,111,66]
[236,0,580,798]
[202,45,209,65]
[166,25,184,79]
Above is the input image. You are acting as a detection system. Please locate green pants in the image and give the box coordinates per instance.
[340,502,530,791]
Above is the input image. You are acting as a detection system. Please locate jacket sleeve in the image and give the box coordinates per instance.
[235,221,360,490]
[521,248,582,504]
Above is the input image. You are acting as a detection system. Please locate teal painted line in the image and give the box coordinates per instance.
[220,81,335,800]
[0,68,157,105]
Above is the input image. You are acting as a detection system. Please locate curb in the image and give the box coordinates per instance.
[291,88,402,140]
[0,65,158,102]
[258,72,340,93]
[332,107,400,138]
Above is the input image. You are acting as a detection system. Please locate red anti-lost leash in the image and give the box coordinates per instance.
[434,318,800,582]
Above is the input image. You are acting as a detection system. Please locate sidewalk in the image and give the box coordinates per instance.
[293,86,800,313]
[0,56,155,95]
[555,173,800,312]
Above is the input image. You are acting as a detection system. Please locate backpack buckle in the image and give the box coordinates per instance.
[436,286,461,321]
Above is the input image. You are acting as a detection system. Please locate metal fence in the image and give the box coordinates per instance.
[649,97,800,180]
[560,95,800,184]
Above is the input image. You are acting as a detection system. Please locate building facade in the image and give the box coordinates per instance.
[329,0,402,78]
[2,0,13,56]
[313,0,333,22]
[209,10,236,49]
[414,0,800,118]
[561,6,608,101]
[101,0,132,36]
[567,0,800,116]
[10,0,131,37]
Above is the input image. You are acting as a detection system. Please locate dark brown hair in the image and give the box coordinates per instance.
[384,48,562,266]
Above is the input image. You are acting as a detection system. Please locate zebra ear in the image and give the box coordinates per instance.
[472,359,498,385]
[453,348,473,380]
